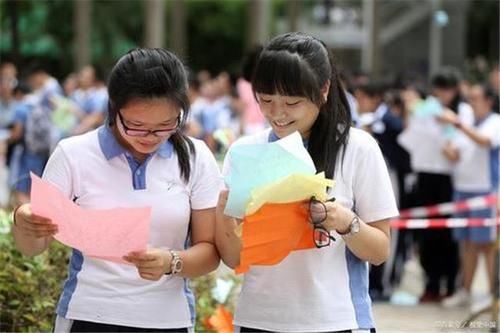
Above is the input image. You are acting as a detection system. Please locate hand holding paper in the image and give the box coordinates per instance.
[30,173,151,263]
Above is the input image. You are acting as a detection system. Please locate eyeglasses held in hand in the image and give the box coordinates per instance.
[117,110,180,137]
[309,196,336,248]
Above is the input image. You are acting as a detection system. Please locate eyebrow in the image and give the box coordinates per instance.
[126,115,178,126]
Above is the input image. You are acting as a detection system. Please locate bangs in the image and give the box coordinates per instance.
[252,50,321,103]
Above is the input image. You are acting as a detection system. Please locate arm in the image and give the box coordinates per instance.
[176,207,220,278]
[12,144,73,256]
[442,141,460,162]
[12,203,56,256]
[312,202,390,265]
[455,122,492,147]
[215,190,241,268]
[125,207,220,280]
[437,109,492,147]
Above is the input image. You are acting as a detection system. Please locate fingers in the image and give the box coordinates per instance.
[14,204,58,238]
[124,249,170,281]
[216,190,229,211]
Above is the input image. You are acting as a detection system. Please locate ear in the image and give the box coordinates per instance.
[321,80,331,102]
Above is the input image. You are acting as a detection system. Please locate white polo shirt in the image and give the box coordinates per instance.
[224,128,398,332]
[44,126,222,329]
[398,102,474,174]
[452,113,500,192]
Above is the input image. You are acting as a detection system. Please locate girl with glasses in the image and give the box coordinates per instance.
[216,32,398,333]
[12,48,222,332]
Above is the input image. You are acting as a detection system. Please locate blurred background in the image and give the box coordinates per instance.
[0,0,499,332]
[1,0,498,79]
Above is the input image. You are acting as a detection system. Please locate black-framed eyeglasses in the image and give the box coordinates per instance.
[117,110,181,137]
[309,196,336,248]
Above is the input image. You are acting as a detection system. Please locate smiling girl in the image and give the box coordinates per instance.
[216,33,398,333]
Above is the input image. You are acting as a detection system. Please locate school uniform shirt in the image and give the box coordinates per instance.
[452,113,500,192]
[223,128,398,332]
[398,102,474,174]
[44,125,222,329]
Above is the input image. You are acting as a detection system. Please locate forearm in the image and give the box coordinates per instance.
[215,216,241,268]
[12,225,51,256]
[177,241,219,278]
[459,124,491,147]
[343,219,390,265]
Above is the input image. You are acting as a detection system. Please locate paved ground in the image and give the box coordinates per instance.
[373,302,498,333]
[216,256,498,333]
[373,256,498,333]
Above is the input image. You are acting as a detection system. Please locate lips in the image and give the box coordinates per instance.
[273,120,295,128]
[137,141,159,149]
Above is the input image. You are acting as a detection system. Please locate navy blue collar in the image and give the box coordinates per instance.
[267,130,309,148]
[97,125,174,160]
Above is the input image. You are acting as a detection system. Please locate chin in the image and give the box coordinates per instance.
[135,143,160,153]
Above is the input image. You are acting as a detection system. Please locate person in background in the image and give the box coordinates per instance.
[439,84,500,311]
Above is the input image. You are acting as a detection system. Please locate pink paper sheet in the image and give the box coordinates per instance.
[30,173,151,262]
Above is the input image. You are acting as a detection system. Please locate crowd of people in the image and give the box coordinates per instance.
[2,31,500,332]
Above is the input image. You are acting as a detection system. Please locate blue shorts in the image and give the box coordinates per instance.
[452,191,496,244]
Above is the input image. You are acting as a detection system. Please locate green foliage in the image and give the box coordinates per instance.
[0,211,240,332]
[190,272,240,332]
[185,0,247,74]
[0,212,70,333]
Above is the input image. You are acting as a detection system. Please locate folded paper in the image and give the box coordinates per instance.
[225,132,315,218]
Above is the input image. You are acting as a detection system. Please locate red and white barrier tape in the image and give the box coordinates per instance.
[391,217,500,229]
[399,194,498,219]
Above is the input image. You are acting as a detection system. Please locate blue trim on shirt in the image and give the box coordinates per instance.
[490,147,499,191]
[97,125,174,190]
[57,249,84,317]
[346,247,374,329]
[97,125,174,160]
[124,152,152,190]
[183,232,196,324]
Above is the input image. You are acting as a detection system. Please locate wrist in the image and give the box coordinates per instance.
[337,213,361,237]
[12,204,23,227]
[163,250,173,275]
[165,250,183,275]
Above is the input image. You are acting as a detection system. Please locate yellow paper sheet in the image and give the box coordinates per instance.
[245,172,334,215]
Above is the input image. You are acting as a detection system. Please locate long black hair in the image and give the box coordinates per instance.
[252,32,351,179]
[107,48,194,182]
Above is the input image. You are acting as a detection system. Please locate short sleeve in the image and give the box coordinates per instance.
[189,141,223,210]
[483,116,500,148]
[42,144,74,199]
[352,135,399,222]
[12,104,30,125]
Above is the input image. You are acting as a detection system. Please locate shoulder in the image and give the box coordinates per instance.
[188,136,212,155]
[346,127,380,152]
[57,128,100,154]
[186,136,218,165]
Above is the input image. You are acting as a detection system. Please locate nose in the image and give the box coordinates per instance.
[267,102,285,119]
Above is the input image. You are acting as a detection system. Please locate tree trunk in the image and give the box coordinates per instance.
[144,0,166,49]
[73,0,91,71]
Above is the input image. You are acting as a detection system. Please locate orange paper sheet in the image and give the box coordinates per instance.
[235,201,315,274]
[30,173,151,262]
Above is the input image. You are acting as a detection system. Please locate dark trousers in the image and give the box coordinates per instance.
[70,320,188,333]
[414,172,459,296]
